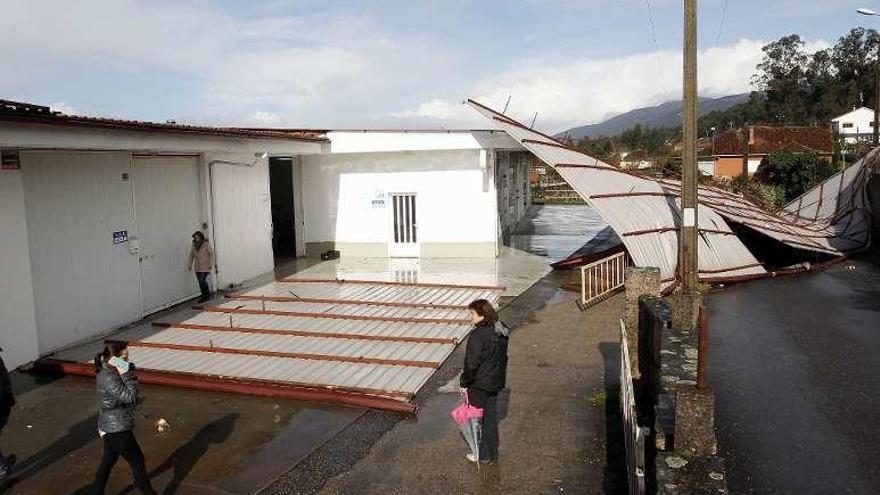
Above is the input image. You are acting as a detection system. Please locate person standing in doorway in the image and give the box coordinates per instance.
[188,231,214,303]
[92,342,156,495]
[459,299,509,464]
[0,348,16,478]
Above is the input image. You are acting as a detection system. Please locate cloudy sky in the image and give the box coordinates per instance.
[1,0,874,132]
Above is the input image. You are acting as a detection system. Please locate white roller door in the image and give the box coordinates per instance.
[210,160,274,288]
[132,156,203,313]
[22,151,141,354]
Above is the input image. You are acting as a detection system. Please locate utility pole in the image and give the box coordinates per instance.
[874,58,880,148]
[680,0,699,294]
[740,126,749,187]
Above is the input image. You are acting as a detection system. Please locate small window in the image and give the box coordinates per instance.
[842,123,854,128]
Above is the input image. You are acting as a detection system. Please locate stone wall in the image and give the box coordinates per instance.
[638,295,728,494]
[625,267,661,377]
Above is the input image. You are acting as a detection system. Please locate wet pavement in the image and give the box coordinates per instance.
[707,252,880,494]
[0,372,362,495]
[0,251,557,494]
[264,272,627,494]
[509,205,619,263]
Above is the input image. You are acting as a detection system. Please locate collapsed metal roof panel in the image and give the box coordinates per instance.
[467,99,765,287]
[43,278,502,411]
[468,99,875,286]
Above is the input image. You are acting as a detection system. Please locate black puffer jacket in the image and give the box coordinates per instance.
[1,355,14,418]
[96,364,139,434]
[460,321,509,394]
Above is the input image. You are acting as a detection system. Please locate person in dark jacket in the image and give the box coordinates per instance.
[0,349,16,478]
[460,299,509,464]
[92,342,156,495]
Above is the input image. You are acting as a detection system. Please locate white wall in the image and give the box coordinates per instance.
[209,154,274,288]
[326,131,520,153]
[0,169,40,370]
[832,108,874,141]
[301,149,496,249]
[292,157,306,257]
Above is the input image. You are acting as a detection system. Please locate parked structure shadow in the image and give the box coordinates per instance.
[141,413,240,495]
[599,342,627,494]
[67,413,240,495]
[1,414,98,493]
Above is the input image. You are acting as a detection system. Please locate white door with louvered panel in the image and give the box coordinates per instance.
[388,193,419,257]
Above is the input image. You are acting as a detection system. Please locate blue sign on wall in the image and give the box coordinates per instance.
[112,230,128,244]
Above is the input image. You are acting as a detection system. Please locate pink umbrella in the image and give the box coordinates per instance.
[451,391,484,467]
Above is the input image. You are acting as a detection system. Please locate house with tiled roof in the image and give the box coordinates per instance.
[709,125,834,179]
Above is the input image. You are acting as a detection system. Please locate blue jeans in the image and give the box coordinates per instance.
[196,272,211,300]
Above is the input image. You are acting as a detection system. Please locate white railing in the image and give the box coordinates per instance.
[620,319,647,495]
[580,251,628,308]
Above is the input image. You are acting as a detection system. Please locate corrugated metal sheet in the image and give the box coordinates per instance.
[61,278,501,407]
[126,346,433,397]
[466,100,764,287]
[467,100,876,286]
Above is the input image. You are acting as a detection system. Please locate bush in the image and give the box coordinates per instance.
[747,182,787,210]
[753,150,838,202]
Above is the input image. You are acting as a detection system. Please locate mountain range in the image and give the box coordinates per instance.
[557,93,750,140]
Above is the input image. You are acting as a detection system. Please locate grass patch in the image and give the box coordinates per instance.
[589,390,607,408]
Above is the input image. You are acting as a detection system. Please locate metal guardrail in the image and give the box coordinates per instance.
[620,319,647,495]
[580,251,628,307]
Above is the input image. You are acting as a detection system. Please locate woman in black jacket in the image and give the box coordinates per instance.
[0,349,16,478]
[460,299,509,464]
[92,342,156,495]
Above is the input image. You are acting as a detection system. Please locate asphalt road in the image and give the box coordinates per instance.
[707,252,880,494]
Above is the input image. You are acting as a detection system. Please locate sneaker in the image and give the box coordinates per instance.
[465,453,477,463]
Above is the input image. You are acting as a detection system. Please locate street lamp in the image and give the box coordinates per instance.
[857,7,880,145]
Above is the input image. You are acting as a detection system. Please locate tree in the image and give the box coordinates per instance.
[699,28,880,133]
[752,151,838,202]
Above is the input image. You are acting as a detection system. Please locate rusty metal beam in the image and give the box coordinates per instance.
[279,277,505,291]
[33,359,417,413]
[589,191,677,199]
[196,305,470,325]
[121,340,439,369]
[157,322,457,345]
[225,294,469,310]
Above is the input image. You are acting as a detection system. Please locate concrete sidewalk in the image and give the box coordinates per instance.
[264,272,627,494]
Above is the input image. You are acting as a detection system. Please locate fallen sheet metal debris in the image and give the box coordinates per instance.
[38,278,503,412]
[467,99,876,289]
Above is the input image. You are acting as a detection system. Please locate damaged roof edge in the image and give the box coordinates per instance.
[466,98,875,287]
[0,99,328,142]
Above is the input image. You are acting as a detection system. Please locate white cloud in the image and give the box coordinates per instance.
[394,38,781,133]
[0,0,447,126]
[0,1,834,132]
[252,111,282,124]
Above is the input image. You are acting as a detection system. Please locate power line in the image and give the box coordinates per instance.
[644,0,660,50]
[715,0,730,45]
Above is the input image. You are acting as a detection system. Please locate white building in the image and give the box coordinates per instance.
[0,101,326,370]
[0,101,533,370]
[831,107,875,143]
[301,130,531,258]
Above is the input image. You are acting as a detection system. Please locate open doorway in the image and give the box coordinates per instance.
[269,157,296,263]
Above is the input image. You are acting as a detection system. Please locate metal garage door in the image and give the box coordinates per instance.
[22,151,142,354]
[132,156,203,313]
